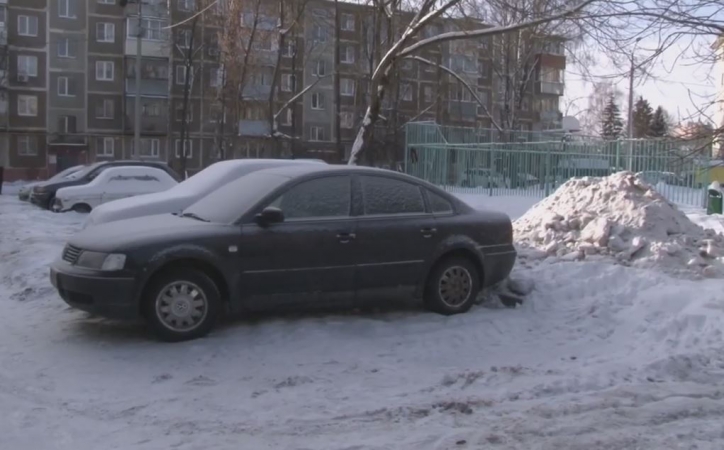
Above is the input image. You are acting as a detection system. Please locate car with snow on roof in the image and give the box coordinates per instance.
[50,165,516,342]
[52,166,179,213]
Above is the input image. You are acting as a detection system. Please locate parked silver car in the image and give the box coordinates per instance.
[17,165,85,201]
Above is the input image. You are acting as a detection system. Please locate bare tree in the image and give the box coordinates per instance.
[173,7,205,175]
[346,0,596,165]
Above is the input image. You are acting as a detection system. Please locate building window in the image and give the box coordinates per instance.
[142,102,161,117]
[98,0,115,4]
[17,55,38,77]
[312,24,326,43]
[18,15,39,36]
[18,136,38,156]
[341,13,355,31]
[175,65,193,85]
[210,67,224,88]
[282,108,292,126]
[254,71,271,86]
[423,85,433,103]
[134,138,160,158]
[96,22,115,43]
[341,112,354,129]
[209,105,226,123]
[57,38,74,58]
[17,95,38,116]
[311,92,324,110]
[128,18,167,41]
[281,74,295,92]
[310,126,325,141]
[175,139,193,158]
[175,103,193,122]
[58,76,73,96]
[96,137,114,156]
[401,83,412,101]
[96,61,114,81]
[95,99,114,119]
[177,0,195,11]
[462,57,478,74]
[313,60,326,76]
[341,45,355,64]
[59,0,76,19]
[340,78,355,97]
[177,29,192,48]
[282,41,294,57]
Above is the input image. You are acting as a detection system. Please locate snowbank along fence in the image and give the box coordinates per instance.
[404,122,715,208]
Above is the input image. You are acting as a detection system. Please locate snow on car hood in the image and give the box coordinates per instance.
[87,191,194,227]
[69,213,224,252]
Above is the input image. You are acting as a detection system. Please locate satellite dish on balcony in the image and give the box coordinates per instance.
[561,116,581,133]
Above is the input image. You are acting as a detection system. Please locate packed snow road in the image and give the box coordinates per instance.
[2,195,724,449]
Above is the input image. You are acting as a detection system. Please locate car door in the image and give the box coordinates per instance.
[99,168,134,204]
[354,175,441,300]
[237,175,357,307]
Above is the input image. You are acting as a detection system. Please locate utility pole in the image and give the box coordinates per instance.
[134,1,143,158]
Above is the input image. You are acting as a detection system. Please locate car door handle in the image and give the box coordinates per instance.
[420,227,437,238]
[336,232,356,243]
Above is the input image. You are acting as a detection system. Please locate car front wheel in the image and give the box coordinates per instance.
[143,268,221,342]
[424,257,480,315]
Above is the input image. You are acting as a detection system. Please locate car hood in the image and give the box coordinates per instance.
[69,213,229,252]
[87,191,194,226]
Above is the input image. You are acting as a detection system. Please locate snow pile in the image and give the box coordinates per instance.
[514,171,724,279]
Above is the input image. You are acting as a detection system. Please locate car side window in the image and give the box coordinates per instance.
[361,176,425,215]
[270,176,351,220]
[428,191,453,214]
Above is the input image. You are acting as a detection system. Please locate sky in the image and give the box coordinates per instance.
[563,36,718,128]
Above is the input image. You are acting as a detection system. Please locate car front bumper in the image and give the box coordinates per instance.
[50,261,139,319]
[31,191,52,208]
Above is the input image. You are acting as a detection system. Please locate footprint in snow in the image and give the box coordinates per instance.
[184,375,217,386]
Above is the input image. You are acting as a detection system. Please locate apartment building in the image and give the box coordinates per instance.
[0,0,567,181]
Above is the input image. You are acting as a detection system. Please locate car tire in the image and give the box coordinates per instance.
[142,268,221,342]
[72,203,92,214]
[424,256,480,315]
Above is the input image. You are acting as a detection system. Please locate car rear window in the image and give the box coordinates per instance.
[428,191,453,214]
[361,176,425,215]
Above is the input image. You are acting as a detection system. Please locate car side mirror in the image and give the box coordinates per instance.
[255,206,284,226]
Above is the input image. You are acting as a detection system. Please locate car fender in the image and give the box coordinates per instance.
[415,234,486,297]
[136,245,234,302]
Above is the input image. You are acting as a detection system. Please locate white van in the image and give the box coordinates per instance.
[53,166,178,213]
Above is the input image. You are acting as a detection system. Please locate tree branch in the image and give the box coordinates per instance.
[407,55,503,132]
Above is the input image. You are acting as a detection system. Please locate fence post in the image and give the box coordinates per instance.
[403,123,409,174]
[543,143,551,197]
[490,146,496,196]
[615,140,621,172]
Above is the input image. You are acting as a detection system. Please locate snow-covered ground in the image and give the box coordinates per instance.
[2,195,724,449]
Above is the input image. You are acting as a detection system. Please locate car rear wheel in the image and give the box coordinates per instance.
[72,203,92,213]
[142,268,220,342]
[424,257,480,315]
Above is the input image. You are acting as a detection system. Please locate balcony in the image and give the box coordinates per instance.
[125,78,168,97]
[539,109,562,122]
[537,81,564,96]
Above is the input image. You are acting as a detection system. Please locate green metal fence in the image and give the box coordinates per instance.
[405,122,712,208]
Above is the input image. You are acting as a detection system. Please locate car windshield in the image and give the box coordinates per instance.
[66,163,103,180]
[182,172,290,223]
[48,165,84,181]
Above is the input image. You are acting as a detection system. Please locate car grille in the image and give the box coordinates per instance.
[62,245,82,264]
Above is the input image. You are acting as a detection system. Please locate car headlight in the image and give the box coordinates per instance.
[76,251,126,271]
[33,186,46,193]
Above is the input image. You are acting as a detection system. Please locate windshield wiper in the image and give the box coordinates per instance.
[179,212,210,222]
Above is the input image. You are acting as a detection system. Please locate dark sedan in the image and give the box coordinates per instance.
[50,165,516,342]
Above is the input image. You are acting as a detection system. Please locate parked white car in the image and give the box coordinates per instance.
[84,158,326,227]
[53,166,178,213]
